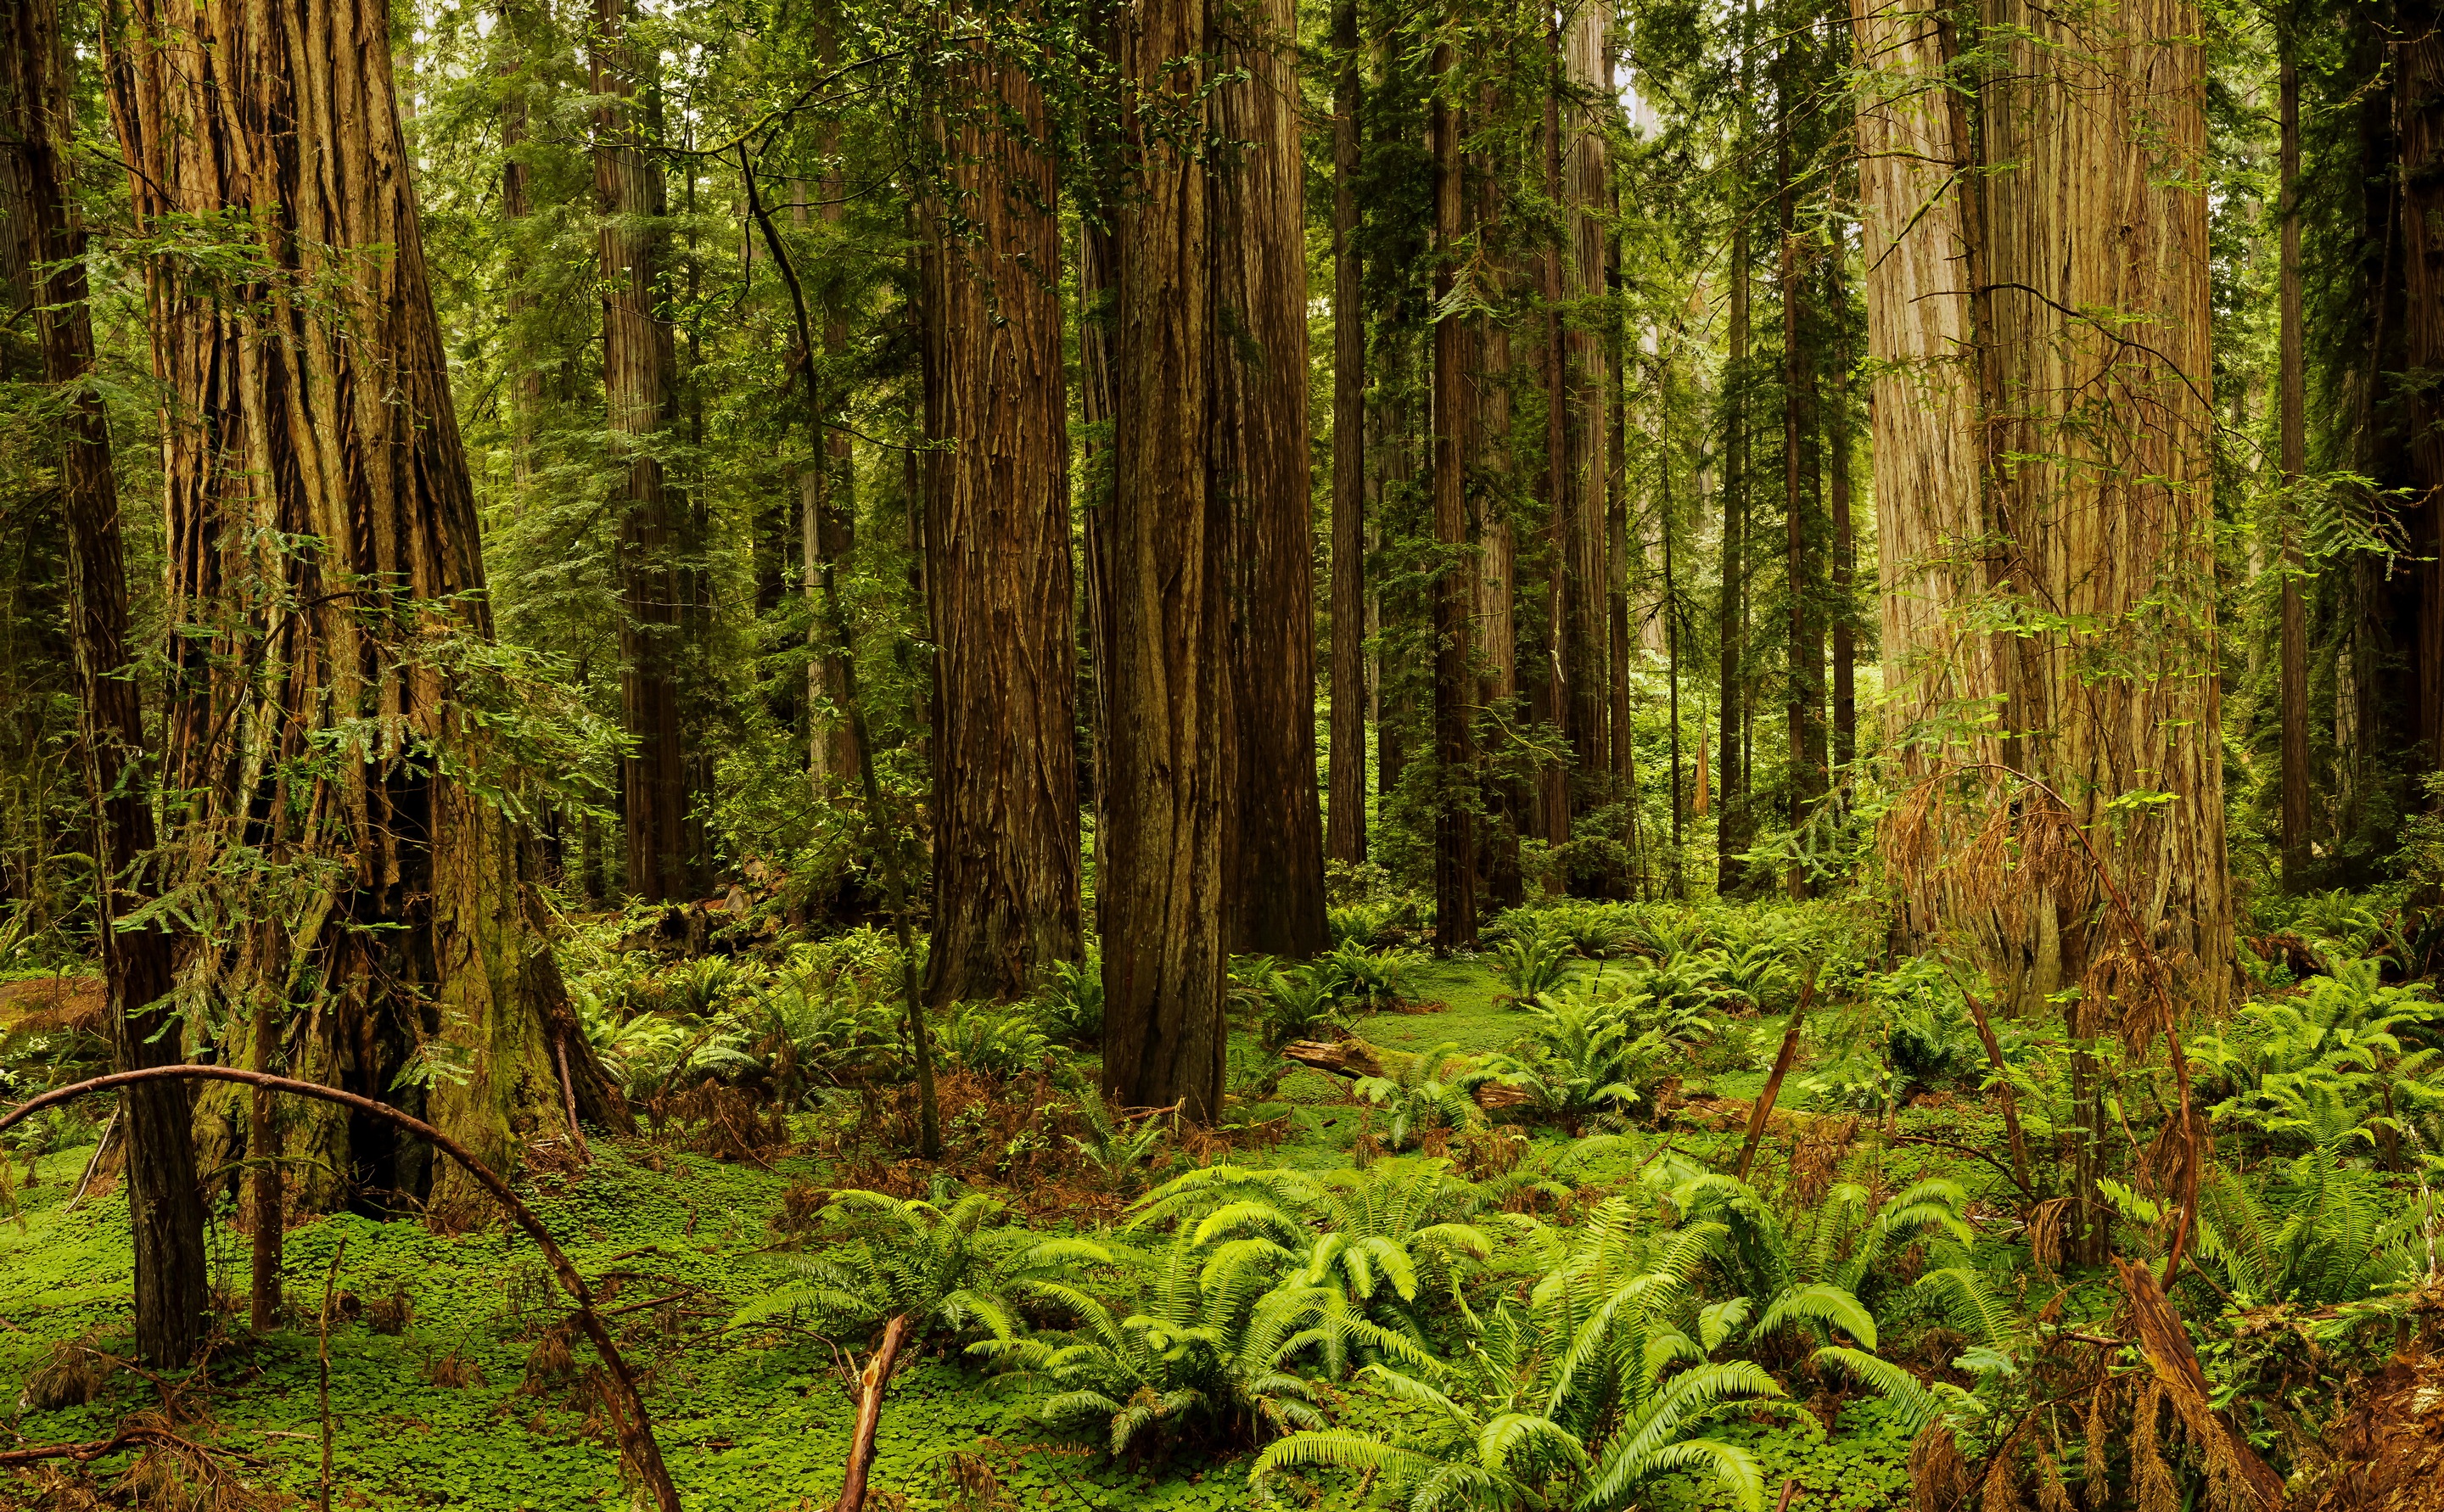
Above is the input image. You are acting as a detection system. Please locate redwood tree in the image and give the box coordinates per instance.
[1326,0,1369,869]
[919,11,1084,1006]
[6,0,208,1364]
[1216,0,1328,960]
[103,0,626,1227]
[1429,44,1478,950]
[1101,0,1228,1120]
[593,0,696,903]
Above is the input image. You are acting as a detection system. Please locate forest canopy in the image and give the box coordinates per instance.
[5,0,2444,1506]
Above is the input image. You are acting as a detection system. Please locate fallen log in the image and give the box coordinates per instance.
[1278,1040,1537,1112]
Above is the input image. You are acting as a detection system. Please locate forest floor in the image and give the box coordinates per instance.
[0,957,1996,1512]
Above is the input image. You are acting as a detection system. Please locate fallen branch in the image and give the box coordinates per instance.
[1279,1040,1536,1112]
[1735,966,1822,1183]
[833,1313,911,1512]
[1281,1039,1384,1079]
[0,1428,181,1467]
[0,1067,682,1512]
[64,1104,118,1210]
[2115,1256,2286,1509]
[1892,1134,2037,1202]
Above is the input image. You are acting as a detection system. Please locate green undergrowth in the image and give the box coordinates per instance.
[1,954,1959,1511]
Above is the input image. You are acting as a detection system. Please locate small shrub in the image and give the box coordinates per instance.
[1033,955,1103,1045]
[1262,969,1343,1046]
[422,1349,485,1389]
[22,1336,104,1410]
[933,1004,1054,1078]
[1488,926,1573,1005]
[365,1289,413,1335]
[1316,939,1424,1013]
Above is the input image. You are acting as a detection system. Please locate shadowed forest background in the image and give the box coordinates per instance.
[7,0,2444,1506]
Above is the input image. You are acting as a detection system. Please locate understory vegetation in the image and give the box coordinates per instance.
[8,882,2442,1509]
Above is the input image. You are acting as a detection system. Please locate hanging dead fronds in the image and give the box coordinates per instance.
[2034,1445,2075,1512]
[2132,1385,2178,1512]
[2082,1381,2114,1512]
[1909,1420,1974,1512]
[2116,1257,2288,1509]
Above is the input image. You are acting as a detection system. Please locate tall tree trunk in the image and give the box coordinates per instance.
[1829,307,1858,771]
[1858,0,2229,1267]
[594,0,693,903]
[807,24,860,792]
[1483,295,1525,910]
[919,10,1084,1006]
[1078,36,1118,945]
[1608,220,1637,899]
[1326,0,1369,869]
[2403,2,2444,782]
[1430,48,1479,950]
[1562,3,1612,852]
[497,0,542,491]
[104,0,628,1228]
[2279,51,2309,885]
[1778,92,1819,896]
[1662,339,1684,897]
[6,0,209,1363]
[1536,23,1572,865]
[1216,0,1327,959]
[1718,210,1750,893]
[1101,0,1228,1121]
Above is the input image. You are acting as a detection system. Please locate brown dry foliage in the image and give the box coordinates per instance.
[2294,1296,2444,1512]
[1909,1421,1974,1512]
[816,1067,1224,1222]
[23,1336,107,1411]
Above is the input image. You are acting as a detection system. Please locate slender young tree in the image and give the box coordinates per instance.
[2277,48,2309,885]
[1717,213,1750,892]
[1777,73,1820,894]
[1534,19,1572,860]
[5,0,209,1364]
[919,8,1084,1006]
[1101,0,1228,1120]
[1430,42,1479,950]
[103,0,626,1230]
[593,0,695,902]
[1217,0,1328,960]
[1326,0,1370,869]
[807,19,860,792]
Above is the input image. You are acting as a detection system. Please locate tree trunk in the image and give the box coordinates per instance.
[1778,94,1819,896]
[1562,3,1612,848]
[2278,52,2309,886]
[919,10,1085,1007]
[1536,25,1572,865]
[104,0,627,1228]
[594,0,694,904]
[1856,0,2229,1019]
[1718,210,1750,893]
[1216,0,1327,960]
[1662,339,1684,894]
[6,0,209,1363]
[807,25,860,792]
[1101,0,1228,1122]
[2404,3,2444,784]
[1837,359,1847,781]
[1482,308,1526,913]
[1430,49,1478,951]
[1607,220,1637,899]
[1326,0,1369,870]
[497,0,542,490]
